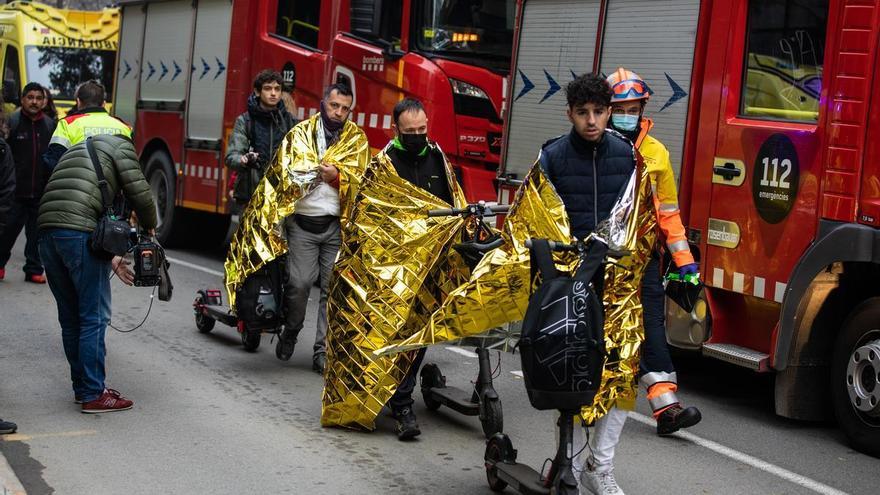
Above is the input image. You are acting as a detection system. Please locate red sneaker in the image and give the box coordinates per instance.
[25,273,46,284]
[0,268,5,280]
[81,389,133,414]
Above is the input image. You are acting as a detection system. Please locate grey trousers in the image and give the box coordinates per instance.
[283,216,341,356]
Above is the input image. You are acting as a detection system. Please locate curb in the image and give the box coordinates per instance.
[0,447,25,495]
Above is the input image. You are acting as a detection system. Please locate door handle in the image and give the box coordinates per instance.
[713,163,742,181]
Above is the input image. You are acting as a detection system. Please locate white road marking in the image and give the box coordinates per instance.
[166,256,224,278]
[445,347,478,358]
[627,412,850,495]
[509,370,523,378]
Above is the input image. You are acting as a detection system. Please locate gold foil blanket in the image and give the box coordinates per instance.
[224,115,370,308]
[376,160,657,422]
[320,147,468,429]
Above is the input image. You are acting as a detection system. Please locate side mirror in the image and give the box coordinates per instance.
[381,40,405,61]
[2,80,19,107]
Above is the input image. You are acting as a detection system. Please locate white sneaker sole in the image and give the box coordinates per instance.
[81,405,133,414]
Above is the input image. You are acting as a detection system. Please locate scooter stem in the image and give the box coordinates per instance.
[552,411,580,494]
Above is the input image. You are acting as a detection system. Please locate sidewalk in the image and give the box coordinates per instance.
[0,447,25,495]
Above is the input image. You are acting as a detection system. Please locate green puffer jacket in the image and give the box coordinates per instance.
[38,134,157,233]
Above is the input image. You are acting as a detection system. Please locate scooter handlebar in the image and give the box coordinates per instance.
[524,238,632,258]
[427,204,511,217]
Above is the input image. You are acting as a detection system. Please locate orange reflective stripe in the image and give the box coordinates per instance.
[647,381,678,400]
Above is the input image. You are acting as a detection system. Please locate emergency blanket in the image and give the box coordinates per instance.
[321,147,469,429]
[224,115,370,308]
[376,161,657,422]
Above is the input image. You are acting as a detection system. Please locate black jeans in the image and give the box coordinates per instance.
[0,198,42,275]
[389,347,427,412]
[639,254,675,374]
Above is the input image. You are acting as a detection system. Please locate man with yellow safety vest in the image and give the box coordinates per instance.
[606,67,702,435]
[42,80,132,172]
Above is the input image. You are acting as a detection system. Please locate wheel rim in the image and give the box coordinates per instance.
[846,333,880,419]
[149,169,170,230]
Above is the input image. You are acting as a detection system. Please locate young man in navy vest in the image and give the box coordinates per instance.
[539,73,636,495]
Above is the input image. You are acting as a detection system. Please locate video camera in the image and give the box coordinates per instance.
[130,230,173,301]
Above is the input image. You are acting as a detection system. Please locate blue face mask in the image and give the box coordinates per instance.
[611,114,639,132]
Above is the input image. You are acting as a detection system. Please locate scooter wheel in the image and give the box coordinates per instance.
[480,398,504,438]
[194,293,215,333]
[485,434,512,492]
[241,327,261,352]
[420,364,445,411]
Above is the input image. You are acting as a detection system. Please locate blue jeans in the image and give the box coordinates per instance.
[640,254,675,374]
[0,198,43,275]
[39,229,112,403]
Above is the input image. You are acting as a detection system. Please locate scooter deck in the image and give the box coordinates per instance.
[427,386,480,415]
[201,304,239,327]
[495,462,549,495]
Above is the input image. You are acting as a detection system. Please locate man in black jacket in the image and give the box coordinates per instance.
[0,82,56,283]
[225,70,297,207]
[0,116,16,433]
[383,98,454,440]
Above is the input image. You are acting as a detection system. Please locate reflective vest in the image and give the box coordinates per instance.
[636,119,695,268]
[49,108,132,149]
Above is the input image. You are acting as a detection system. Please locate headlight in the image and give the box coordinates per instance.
[450,78,489,99]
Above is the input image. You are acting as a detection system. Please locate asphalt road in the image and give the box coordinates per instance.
[1,239,878,495]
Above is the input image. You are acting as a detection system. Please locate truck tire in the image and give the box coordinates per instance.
[144,151,181,246]
[832,297,880,457]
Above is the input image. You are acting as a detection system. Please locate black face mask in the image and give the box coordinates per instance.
[399,133,428,155]
[320,100,345,132]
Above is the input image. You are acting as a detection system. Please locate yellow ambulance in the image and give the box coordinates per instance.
[0,1,119,116]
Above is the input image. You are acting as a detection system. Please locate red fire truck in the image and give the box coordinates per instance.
[501,0,880,456]
[113,0,513,243]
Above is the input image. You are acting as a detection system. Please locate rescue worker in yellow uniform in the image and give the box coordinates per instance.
[608,67,702,432]
[577,68,705,495]
[42,80,132,172]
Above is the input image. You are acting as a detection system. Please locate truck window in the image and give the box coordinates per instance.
[276,0,321,49]
[740,0,829,123]
[350,0,402,48]
[25,47,116,102]
[3,44,21,96]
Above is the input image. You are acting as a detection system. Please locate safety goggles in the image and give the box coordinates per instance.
[611,79,653,99]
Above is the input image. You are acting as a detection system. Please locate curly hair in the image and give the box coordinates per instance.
[253,69,284,91]
[565,73,612,109]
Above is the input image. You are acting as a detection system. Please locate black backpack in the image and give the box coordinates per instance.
[236,255,288,329]
[519,239,607,411]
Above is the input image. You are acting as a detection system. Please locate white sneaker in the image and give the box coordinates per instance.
[580,467,625,495]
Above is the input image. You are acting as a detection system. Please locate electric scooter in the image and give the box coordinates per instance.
[419,201,509,438]
[484,237,619,494]
[193,257,286,355]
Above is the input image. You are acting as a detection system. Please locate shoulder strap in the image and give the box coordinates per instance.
[247,113,256,144]
[529,239,559,283]
[572,240,609,284]
[86,138,114,213]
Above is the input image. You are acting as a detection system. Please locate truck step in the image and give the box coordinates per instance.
[702,343,770,371]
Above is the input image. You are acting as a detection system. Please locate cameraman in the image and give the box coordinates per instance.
[225,70,297,207]
[37,134,157,413]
